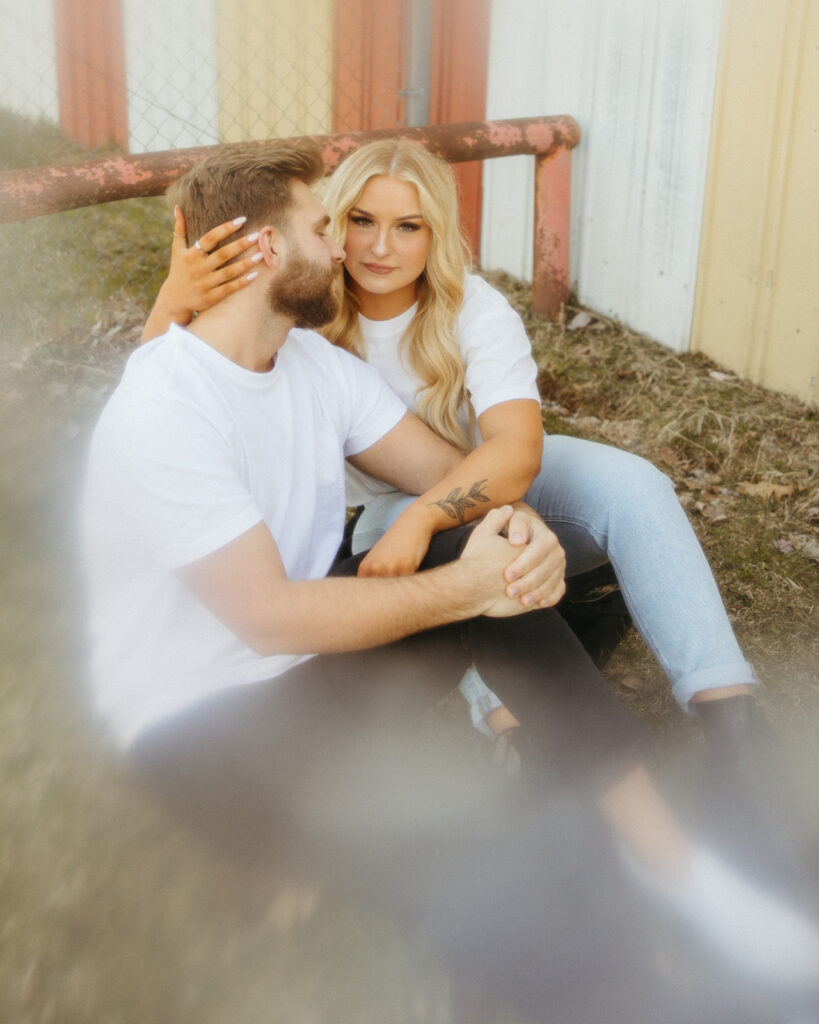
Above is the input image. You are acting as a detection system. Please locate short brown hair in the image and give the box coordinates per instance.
[167,140,325,251]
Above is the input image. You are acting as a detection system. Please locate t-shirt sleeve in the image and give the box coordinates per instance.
[94,395,263,569]
[458,276,541,418]
[328,345,408,457]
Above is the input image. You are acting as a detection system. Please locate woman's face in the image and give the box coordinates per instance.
[342,175,432,319]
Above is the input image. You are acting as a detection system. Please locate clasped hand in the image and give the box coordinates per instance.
[359,501,566,615]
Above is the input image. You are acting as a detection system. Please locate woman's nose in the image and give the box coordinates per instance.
[371,228,390,257]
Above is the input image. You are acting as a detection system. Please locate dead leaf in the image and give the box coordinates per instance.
[771,534,819,561]
[790,534,819,562]
[736,481,794,502]
[700,503,729,524]
[708,370,736,382]
[567,311,593,331]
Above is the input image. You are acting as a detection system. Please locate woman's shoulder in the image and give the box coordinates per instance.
[457,274,527,352]
[459,273,521,324]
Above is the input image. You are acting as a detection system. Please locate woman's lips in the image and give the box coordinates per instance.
[362,263,395,275]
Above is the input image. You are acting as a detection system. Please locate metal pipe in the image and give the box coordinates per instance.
[0,115,580,318]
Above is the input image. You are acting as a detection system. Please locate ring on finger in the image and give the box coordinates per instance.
[194,239,207,254]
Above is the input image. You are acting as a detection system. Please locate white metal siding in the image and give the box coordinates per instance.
[482,0,723,351]
[0,0,58,121]
[123,0,220,153]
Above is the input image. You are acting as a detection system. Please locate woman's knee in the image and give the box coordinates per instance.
[543,437,676,511]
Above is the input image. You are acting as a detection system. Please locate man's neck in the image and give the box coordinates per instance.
[186,291,293,373]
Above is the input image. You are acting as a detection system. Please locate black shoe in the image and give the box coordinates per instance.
[693,695,816,898]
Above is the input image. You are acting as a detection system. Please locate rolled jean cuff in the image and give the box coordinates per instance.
[673,661,759,712]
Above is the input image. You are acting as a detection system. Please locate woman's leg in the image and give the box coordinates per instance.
[527,435,757,708]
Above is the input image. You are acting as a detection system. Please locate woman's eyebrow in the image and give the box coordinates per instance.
[350,206,424,221]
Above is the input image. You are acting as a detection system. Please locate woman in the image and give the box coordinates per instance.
[143,140,760,749]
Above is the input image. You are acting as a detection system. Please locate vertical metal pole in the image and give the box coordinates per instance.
[401,0,432,126]
[532,146,572,319]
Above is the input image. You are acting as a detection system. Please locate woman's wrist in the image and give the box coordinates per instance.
[156,282,195,327]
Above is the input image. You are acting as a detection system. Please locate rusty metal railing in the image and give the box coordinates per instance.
[0,116,580,317]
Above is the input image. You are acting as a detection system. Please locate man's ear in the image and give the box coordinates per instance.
[258,226,282,269]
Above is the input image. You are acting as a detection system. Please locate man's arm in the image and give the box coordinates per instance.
[349,401,554,599]
[178,508,527,657]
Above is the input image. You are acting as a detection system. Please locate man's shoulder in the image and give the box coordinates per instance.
[285,328,378,381]
[92,329,225,450]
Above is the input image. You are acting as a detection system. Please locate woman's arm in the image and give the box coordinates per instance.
[354,399,560,604]
[142,207,262,343]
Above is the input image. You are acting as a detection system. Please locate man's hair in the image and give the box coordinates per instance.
[167,140,326,251]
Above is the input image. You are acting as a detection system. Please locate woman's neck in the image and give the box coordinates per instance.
[354,282,418,322]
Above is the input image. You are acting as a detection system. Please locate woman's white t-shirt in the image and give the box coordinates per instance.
[345,274,540,505]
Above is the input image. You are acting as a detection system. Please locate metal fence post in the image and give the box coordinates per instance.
[532,144,572,319]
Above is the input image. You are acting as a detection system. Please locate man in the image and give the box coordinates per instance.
[81,142,819,1019]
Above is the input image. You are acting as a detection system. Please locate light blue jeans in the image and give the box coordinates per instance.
[352,435,757,710]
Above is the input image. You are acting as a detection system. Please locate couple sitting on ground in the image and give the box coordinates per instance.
[82,139,819,1021]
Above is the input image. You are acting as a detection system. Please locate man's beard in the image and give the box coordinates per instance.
[267,250,340,329]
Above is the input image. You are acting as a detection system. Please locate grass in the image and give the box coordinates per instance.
[1,113,817,1023]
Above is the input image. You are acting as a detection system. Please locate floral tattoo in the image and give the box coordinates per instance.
[429,479,491,523]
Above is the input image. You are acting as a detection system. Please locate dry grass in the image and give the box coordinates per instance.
[1,243,817,1021]
[485,272,818,735]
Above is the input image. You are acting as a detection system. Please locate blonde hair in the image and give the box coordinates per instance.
[323,140,474,451]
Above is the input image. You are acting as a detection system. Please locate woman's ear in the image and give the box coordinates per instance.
[258,226,280,268]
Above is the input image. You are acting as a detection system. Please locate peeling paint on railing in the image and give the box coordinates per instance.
[0,116,580,317]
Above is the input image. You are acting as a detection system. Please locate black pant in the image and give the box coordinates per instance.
[129,528,736,1022]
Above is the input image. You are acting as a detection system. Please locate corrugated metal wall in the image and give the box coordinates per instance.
[481,0,723,353]
[217,0,334,143]
[692,0,819,405]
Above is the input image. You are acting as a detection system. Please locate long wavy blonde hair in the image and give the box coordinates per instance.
[322,140,474,451]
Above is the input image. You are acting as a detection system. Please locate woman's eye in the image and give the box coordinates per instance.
[350,216,372,228]
[398,222,421,233]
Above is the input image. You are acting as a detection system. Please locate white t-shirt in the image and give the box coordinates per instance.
[82,323,406,748]
[345,274,541,505]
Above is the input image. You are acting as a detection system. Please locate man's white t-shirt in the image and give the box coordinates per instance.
[82,323,406,748]
[346,274,540,506]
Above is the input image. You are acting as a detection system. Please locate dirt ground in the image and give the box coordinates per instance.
[1,249,817,1021]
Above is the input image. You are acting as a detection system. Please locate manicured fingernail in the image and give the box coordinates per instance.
[508,585,520,597]
[233,216,247,226]
[245,271,259,282]
[523,594,535,606]
[247,231,259,242]
[510,532,525,544]
[251,252,263,263]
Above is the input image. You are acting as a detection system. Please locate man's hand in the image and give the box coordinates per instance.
[459,506,541,618]
[501,502,566,609]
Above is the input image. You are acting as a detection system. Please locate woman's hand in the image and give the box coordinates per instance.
[502,502,566,609]
[142,207,263,342]
[357,510,435,578]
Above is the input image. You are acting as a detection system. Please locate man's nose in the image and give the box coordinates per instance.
[331,239,346,262]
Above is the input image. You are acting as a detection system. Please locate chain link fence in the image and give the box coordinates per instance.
[0,0,413,361]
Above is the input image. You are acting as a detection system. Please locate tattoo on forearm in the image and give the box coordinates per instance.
[429,479,491,523]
